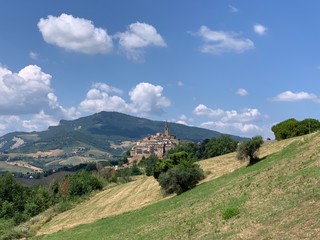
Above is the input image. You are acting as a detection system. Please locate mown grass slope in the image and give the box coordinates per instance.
[34,134,320,239]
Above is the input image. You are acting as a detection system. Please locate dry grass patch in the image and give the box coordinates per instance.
[37,176,163,236]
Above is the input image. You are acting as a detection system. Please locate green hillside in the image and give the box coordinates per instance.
[32,133,320,239]
[0,111,242,156]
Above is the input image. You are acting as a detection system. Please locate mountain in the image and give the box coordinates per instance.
[0,111,245,157]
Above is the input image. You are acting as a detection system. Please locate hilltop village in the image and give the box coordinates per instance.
[129,122,179,162]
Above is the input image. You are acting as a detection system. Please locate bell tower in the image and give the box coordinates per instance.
[164,121,169,137]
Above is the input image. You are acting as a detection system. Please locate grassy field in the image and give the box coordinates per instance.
[33,133,320,239]
[0,161,35,174]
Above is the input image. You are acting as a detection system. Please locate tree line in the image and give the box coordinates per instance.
[272,118,320,140]
[0,169,104,239]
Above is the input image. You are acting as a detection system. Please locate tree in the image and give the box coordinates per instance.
[139,155,159,176]
[68,171,103,198]
[272,118,320,140]
[158,163,204,195]
[153,150,205,194]
[203,135,238,159]
[237,136,264,165]
[131,163,142,176]
[153,158,175,179]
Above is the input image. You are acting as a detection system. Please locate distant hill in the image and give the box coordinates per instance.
[0,111,245,158]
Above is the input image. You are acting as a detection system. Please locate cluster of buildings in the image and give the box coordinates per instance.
[129,122,179,162]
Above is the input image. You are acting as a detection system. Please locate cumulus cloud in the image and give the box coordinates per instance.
[193,104,261,123]
[271,91,320,102]
[115,22,167,61]
[0,116,24,135]
[236,88,248,96]
[129,82,171,115]
[193,104,225,118]
[174,114,193,126]
[21,110,61,132]
[253,24,268,35]
[0,65,53,114]
[196,25,254,55]
[38,13,113,54]
[0,111,68,136]
[0,64,79,136]
[79,82,171,116]
[193,104,264,137]
[200,121,263,137]
[79,83,128,113]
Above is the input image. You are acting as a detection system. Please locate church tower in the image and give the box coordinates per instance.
[164,121,169,137]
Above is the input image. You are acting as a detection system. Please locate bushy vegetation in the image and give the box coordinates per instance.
[67,171,103,198]
[158,165,204,195]
[151,152,204,195]
[237,136,264,165]
[272,118,320,140]
[0,173,52,239]
[0,169,103,239]
[139,135,238,195]
[168,135,239,161]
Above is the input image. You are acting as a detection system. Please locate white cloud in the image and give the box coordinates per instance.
[21,110,60,132]
[0,112,63,136]
[193,104,263,137]
[129,82,171,115]
[196,25,254,55]
[79,83,128,113]
[193,104,225,118]
[174,114,193,126]
[236,88,248,96]
[229,5,239,13]
[29,51,39,60]
[0,65,53,114]
[79,82,170,116]
[200,121,263,138]
[115,22,167,61]
[0,116,23,134]
[193,104,261,123]
[0,64,79,136]
[253,24,267,35]
[92,82,123,95]
[271,91,320,102]
[38,13,113,54]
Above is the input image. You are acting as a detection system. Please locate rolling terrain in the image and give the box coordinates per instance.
[31,133,313,239]
[0,111,245,172]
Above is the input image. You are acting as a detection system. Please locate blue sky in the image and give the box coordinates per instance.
[1,1,320,138]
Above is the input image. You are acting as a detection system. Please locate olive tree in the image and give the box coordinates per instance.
[237,136,264,165]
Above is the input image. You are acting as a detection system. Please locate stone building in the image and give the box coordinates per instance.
[129,122,179,162]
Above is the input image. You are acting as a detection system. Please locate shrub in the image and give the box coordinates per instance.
[130,164,142,176]
[158,165,204,195]
[68,171,103,198]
